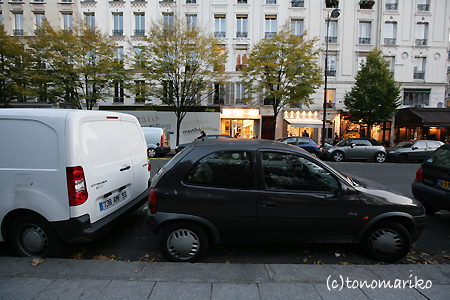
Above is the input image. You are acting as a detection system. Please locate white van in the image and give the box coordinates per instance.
[141,127,171,158]
[0,109,150,258]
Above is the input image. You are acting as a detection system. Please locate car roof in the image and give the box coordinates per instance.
[191,138,308,153]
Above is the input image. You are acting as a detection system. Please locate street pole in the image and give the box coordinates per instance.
[322,8,340,148]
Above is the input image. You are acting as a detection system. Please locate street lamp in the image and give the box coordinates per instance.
[322,8,340,148]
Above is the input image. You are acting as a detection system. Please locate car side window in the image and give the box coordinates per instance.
[184,151,253,189]
[354,140,371,146]
[261,152,339,192]
[415,141,427,150]
[283,137,297,145]
[298,138,310,145]
[428,141,441,150]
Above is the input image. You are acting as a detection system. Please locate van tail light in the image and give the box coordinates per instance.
[67,166,88,206]
[416,167,423,181]
[161,135,164,147]
[148,159,151,172]
[149,188,157,214]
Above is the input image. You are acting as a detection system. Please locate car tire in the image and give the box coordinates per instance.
[148,148,157,158]
[332,151,344,162]
[359,221,412,262]
[9,214,66,258]
[160,221,208,263]
[398,154,408,164]
[374,152,386,163]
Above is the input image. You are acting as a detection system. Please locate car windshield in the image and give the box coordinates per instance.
[393,141,415,148]
[336,139,351,147]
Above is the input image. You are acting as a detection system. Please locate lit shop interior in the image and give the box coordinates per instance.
[220,108,261,139]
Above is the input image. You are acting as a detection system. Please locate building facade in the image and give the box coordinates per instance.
[2,0,449,144]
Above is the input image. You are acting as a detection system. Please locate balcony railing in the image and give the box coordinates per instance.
[186,0,196,3]
[325,36,337,43]
[414,71,425,80]
[114,97,124,103]
[385,3,398,10]
[417,4,430,11]
[326,70,336,77]
[14,29,24,36]
[415,39,427,46]
[236,64,247,71]
[134,29,145,36]
[266,0,276,4]
[265,32,276,38]
[325,0,339,8]
[326,102,335,109]
[236,31,248,38]
[237,0,247,3]
[291,0,304,7]
[113,29,123,36]
[358,37,371,44]
[384,38,396,45]
[215,31,226,37]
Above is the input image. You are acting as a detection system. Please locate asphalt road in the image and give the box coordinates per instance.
[1,158,449,264]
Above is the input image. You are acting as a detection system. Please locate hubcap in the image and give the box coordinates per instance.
[369,229,403,256]
[167,229,200,260]
[377,154,386,162]
[20,224,48,256]
[334,153,343,162]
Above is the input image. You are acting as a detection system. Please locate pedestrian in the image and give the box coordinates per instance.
[333,133,339,145]
[302,130,309,137]
[198,131,206,139]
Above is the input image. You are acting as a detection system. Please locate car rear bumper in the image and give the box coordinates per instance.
[52,187,151,243]
[412,179,450,211]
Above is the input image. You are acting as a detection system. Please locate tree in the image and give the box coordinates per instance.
[342,48,401,138]
[0,25,30,107]
[27,20,131,109]
[241,23,323,138]
[138,17,228,145]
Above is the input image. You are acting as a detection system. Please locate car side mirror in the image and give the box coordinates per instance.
[351,144,356,148]
[412,146,418,150]
[337,182,348,197]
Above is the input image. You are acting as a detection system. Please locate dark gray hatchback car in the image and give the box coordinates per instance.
[146,139,427,263]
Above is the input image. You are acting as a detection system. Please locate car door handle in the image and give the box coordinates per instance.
[262,201,276,208]
[120,165,131,171]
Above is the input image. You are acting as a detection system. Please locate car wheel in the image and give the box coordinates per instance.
[398,154,408,164]
[160,222,208,263]
[9,214,66,258]
[360,221,412,262]
[332,151,344,162]
[374,152,386,163]
[148,148,157,158]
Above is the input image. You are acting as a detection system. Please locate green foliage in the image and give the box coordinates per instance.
[241,23,323,130]
[0,25,30,106]
[138,17,228,144]
[342,48,401,138]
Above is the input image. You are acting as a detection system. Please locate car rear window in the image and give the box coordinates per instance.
[426,147,450,168]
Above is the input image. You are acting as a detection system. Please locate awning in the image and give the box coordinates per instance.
[285,118,330,128]
[395,108,450,128]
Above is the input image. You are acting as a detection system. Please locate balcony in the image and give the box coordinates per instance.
[326,102,335,109]
[415,39,427,46]
[417,4,430,11]
[134,29,145,36]
[414,71,425,80]
[266,0,276,4]
[236,31,248,38]
[325,0,339,8]
[359,1,374,9]
[265,32,276,38]
[186,0,196,3]
[385,3,398,10]
[113,29,123,36]
[326,70,336,77]
[291,0,304,7]
[14,29,24,36]
[236,64,247,71]
[325,36,337,43]
[358,37,371,44]
[215,31,226,38]
[384,38,396,45]
[237,0,247,3]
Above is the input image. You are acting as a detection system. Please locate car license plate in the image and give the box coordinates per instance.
[99,189,127,212]
[438,179,450,190]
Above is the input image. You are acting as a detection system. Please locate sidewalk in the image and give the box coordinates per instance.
[1,257,449,299]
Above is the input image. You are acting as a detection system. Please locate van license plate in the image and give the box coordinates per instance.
[438,179,450,190]
[99,190,127,212]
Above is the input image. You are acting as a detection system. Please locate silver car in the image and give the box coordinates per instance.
[320,138,387,163]
[386,140,444,163]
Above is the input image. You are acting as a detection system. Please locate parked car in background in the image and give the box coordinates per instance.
[0,109,150,258]
[386,140,443,163]
[141,127,171,158]
[276,136,320,156]
[175,134,233,153]
[146,138,426,263]
[412,144,450,214]
[320,138,387,163]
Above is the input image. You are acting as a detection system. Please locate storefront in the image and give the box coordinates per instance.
[220,108,261,138]
[283,109,336,144]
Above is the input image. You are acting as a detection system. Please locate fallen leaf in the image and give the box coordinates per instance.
[31,258,43,266]
[135,269,138,273]
[93,255,109,261]
[303,258,307,262]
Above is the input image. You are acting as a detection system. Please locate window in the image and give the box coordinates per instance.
[134,47,143,66]
[14,13,23,36]
[357,56,367,71]
[324,89,335,108]
[414,57,426,80]
[163,14,174,31]
[114,82,124,103]
[135,13,145,36]
[358,22,371,44]
[384,56,395,74]
[292,20,303,36]
[265,16,277,38]
[163,80,174,102]
[115,47,124,61]
[113,14,123,36]
[35,13,45,29]
[403,89,430,106]
[236,49,247,71]
[384,22,396,45]
[417,0,430,11]
[326,55,337,77]
[214,83,225,105]
[235,83,247,104]
[415,23,428,46]
[63,13,72,31]
[325,21,337,43]
[236,16,248,37]
[135,81,145,103]
[85,13,95,29]
[186,15,197,29]
[184,151,253,189]
[291,0,304,7]
[261,152,339,192]
[385,0,398,10]
[215,15,226,37]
